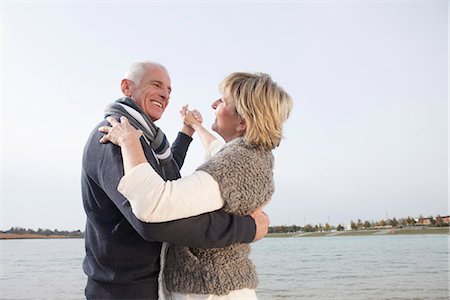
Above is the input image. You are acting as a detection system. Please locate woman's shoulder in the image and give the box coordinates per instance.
[226,138,274,163]
[198,137,274,174]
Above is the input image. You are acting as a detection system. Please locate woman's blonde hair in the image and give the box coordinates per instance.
[220,72,293,151]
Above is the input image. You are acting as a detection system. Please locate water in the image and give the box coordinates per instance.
[1,235,448,299]
[252,235,449,299]
[1,239,85,299]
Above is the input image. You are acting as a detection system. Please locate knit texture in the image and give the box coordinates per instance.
[105,97,180,180]
[164,138,274,295]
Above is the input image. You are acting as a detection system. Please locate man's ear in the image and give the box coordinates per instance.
[121,79,132,97]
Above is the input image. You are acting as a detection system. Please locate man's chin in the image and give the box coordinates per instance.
[147,111,164,122]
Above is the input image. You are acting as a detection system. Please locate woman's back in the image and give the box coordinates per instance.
[164,138,274,295]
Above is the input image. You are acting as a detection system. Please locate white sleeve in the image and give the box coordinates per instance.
[204,139,225,160]
[117,163,224,222]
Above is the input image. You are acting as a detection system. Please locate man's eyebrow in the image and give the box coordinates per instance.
[151,80,171,93]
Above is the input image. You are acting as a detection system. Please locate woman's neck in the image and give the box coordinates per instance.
[222,132,244,143]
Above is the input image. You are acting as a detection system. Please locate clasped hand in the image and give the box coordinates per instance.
[98,116,142,146]
[180,105,203,129]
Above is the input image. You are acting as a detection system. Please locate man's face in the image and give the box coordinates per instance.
[130,66,172,121]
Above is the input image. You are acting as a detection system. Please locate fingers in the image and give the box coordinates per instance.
[251,208,270,242]
[180,105,188,116]
[250,199,272,242]
[97,116,139,146]
[99,135,109,144]
[191,109,202,121]
[253,200,270,214]
[120,116,130,124]
[98,116,127,144]
[98,125,112,144]
[252,206,262,214]
[106,116,130,126]
[98,125,111,134]
[260,201,270,210]
[186,111,194,118]
[106,116,119,126]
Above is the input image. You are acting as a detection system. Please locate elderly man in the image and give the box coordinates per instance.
[81,61,269,299]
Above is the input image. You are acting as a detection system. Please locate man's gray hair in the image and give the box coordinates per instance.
[123,61,168,86]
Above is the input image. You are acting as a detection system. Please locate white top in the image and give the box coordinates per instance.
[118,139,225,222]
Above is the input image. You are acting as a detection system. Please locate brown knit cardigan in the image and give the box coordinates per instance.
[164,137,274,295]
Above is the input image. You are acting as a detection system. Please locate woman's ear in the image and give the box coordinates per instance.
[236,118,247,133]
[121,79,132,97]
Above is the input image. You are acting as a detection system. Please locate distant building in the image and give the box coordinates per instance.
[441,215,450,224]
[417,217,432,225]
[416,216,450,226]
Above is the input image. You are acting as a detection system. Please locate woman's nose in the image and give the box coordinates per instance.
[211,99,220,109]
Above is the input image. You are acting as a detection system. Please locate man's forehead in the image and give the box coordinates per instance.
[145,67,171,82]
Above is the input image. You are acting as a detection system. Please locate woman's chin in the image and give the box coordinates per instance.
[211,122,218,133]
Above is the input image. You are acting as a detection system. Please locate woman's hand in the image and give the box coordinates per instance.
[184,111,203,128]
[98,116,143,147]
[180,105,203,135]
[180,105,203,129]
[99,116,147,174]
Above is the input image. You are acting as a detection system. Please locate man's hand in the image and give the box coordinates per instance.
[180,105,203,136]
[250,206,270,242]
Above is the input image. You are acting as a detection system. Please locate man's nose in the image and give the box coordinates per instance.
[159,89,170,101]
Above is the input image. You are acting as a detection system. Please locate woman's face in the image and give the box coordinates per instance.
[211,96,244,142]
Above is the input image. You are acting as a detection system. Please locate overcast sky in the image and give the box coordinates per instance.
[1,0,448,231]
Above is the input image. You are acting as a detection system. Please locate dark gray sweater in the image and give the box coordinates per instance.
[82,120,256,300]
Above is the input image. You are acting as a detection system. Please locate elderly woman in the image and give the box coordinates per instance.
[99,72,293,300]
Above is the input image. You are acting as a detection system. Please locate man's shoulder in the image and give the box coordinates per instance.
[84,119,108,150]
[82,119,115,167]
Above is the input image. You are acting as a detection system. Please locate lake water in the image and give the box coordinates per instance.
[1,235,448,299]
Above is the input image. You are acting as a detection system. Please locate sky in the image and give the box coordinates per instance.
[1,0,448,231]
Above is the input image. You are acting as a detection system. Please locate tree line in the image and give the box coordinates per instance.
[3,227,84,237]
[269,214,449,234]
[4,214,448,236]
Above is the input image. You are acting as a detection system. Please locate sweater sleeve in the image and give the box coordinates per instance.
[118,163,224,222]
[204,139,225,160]
[171,132,193,169]
[84,119,255,248]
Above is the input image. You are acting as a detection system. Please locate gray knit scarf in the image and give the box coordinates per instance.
[105,97,180,180]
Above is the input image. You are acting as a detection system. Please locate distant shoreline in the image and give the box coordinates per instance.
[267,227,449,238]
[0,233,83,240]
[1,227,448,240]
